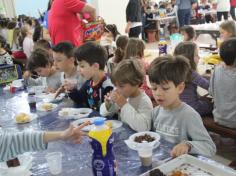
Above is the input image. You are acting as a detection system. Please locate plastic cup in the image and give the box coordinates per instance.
[138,145,153,167]
[46,152,62,175]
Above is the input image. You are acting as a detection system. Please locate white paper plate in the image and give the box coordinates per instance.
[15,113,38,124]
[58,108,92,119]
[0,154,33,176]
[72,117,108,131]
[141,154,236,176]
[125,131,161,151]
[106,120,123,130]
[42,93,65,103]
[37,103,57,112]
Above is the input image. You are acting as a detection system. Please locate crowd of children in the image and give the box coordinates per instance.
[1,7,236,167]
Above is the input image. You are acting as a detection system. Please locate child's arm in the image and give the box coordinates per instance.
[68,81,88,105]
[0,123,88,162]
[111,91,153,132]
[192,71,209,90]
[174,114,216,157]
[100,93,120,117]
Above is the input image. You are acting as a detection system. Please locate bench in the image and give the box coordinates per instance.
[202,117,236,169]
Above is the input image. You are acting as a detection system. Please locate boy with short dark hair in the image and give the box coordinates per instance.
[149,55,216,157]
[25,48,62,92]
[209,38,236,128]
[66,42,114,111]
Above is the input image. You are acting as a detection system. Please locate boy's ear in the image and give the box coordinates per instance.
[177,82,185,94]
[92,63,100,70]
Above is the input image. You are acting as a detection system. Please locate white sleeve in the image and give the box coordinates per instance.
[120,101,153,132]
[100,102,119,117]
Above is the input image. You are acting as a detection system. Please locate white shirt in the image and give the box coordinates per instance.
[23,36,34,58]
[217,0,230,12]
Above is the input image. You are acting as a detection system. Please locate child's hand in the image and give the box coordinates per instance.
[47,87,56,93]
[63,79,77,91]
[23,71,31,79]
[104,92,113,109]
[110,90,127,108]
[171,142,191,158]
[61,122,90,144]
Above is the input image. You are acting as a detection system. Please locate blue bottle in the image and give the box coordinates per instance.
[89,118,116,176]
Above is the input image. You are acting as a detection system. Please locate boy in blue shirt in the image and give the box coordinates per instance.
[66,42,114,111]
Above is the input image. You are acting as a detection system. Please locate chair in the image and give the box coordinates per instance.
[202,116,236,169]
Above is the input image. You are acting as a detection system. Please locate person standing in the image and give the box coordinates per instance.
[176,0,197,27]
[230,0,236,20]
[48,0,96,46]
[125,0,142,38]
[217,0,230,21]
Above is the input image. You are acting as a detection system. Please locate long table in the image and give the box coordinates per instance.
[0,89,173,175]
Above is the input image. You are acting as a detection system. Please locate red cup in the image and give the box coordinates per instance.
[10,86,16,93]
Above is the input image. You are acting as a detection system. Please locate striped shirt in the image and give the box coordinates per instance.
[0,130,47,162]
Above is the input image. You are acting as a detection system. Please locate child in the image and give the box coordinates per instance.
[21,26,34,58]
[124,38,153,98]
[174,41,213,116]
[180,25,196,42]
[25,48,62,92]
[209,38,236,128]
[219,20,236,41]
[106,35,129,75]
[0,35,13,65]
[52,41,85,91]
[100,59,153,132]
[0,122,89,162]
[148,55,216,157]
[66,42,114,111]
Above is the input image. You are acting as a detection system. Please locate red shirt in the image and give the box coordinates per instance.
[231,0,236,7]
[48,0,85,46]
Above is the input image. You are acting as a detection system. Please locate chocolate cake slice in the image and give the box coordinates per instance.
[6,158,20,167]
[149,168,166,176]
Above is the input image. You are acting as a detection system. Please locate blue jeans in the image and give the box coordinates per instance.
[178,9,191,27]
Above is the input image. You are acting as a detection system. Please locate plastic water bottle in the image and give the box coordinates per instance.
[89,118,116,176]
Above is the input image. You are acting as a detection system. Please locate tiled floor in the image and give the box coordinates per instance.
[145,41,236,168]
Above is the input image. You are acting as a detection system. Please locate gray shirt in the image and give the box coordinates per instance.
[152,102,216,157]
[209,64,236,128]
[176,0,197,10]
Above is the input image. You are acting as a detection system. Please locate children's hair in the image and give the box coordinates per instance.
[52,41,74,58]
[114,35,129,63]
[174,41,197,70]
[7,21,17,30]
[124,38,145,60]
[220,37,236,66]
[0,35,11,54]
[104,24,120,41]
[111,59,145,86]
[74,42,108,70]
[27,48,53,71]
[180,25,196,41]
[220,20,236,38]
[34,39,51,50]
[148,55,191,86]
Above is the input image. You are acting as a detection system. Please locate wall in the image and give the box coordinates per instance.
[93,0,129,35]
[15,0,48,17]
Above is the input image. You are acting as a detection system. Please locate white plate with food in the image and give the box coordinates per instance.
[42,93,65,103]
[37,102,57,112]
[125,131,161,151]
[141,154,236,176]
[71,117,106,131]
[15,113,38,124]
[0,154,33,176]
[58,108,92,119]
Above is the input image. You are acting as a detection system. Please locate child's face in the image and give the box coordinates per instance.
[220,28,232,41]
[34,65,51,77]
[78,60,97,80]
[194,48,200,64]
[150,81,185,109]
[181,31,190,41]
[53,52,75,72]
[115,83,139,98]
